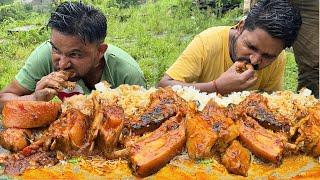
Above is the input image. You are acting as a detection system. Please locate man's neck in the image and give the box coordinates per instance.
[228,28,237,63]
[83,58,105,90]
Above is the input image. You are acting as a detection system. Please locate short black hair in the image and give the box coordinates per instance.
[244,0,301,48]
[47,1,107,43]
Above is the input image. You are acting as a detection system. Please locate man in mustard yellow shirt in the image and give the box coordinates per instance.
[158,0,302,95]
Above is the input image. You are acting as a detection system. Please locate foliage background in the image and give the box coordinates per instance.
[0,0,297,91]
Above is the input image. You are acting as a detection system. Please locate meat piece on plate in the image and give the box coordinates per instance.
[0,128,33,152]
[2,101,61,128]
[126,87,187,135]
[238,115,286,163]
[186,101,239,159]
[129,113,186,177]
[203,100,239,152]
[237,93,290,132]
[295,103,320,157]
[221,140,251,176]
[186,105,218,159]
[23,108,91,154]
[96,105,125,155]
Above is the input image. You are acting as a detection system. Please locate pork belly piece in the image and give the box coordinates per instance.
[129,113,186,177]
[126,87,187,135]
[203,100,239,152]
[238,115,286,163]
[0,128,33,152]
[295,103,320,157]
[96,105,124,155]
[221,140,251,176]
[186,109,218,159]
[238,93,290,132]
[2,101,61,129]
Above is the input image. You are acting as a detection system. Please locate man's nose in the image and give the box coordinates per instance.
[59,55,71,70]
[249,53,262,65]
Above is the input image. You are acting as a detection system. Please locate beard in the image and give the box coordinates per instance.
[230,35,259,70]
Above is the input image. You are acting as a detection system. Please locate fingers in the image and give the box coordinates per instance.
[240,68,255,81]
[36,72,71,91]
[242,75,258,88]
[33,88,58,101]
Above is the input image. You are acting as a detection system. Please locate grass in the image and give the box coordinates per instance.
[0,0,297,92]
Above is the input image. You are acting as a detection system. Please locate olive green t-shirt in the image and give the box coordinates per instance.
[15,41,146,94]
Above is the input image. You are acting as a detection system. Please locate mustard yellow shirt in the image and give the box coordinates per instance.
[166,26,286,92]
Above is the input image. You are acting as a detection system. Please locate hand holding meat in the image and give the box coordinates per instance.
[34,71,76,101]
[215,61,257,95]
[35,71,76,92]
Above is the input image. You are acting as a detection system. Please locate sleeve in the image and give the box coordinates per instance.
[263,51,286,92]
[15,42,52,91]
[165,35,205,83]
[123,69,147,88]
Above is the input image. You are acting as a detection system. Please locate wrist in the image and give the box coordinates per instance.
[211,80,220,94]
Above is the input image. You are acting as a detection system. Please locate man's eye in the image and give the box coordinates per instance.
[248,45,258,51]
[69,53,82,58]
[52,47,60,54]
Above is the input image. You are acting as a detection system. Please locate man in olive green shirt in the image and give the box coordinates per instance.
[0,2,145,111]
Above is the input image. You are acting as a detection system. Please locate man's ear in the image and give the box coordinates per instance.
[236,20,245,35]
[97,43,108,59]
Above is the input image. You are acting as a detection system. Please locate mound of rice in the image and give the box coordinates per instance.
[63,82,319,117]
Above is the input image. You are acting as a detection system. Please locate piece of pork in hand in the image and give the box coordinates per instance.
[129,113,186,177]
[52,70,76,91]
[221,140,251,176]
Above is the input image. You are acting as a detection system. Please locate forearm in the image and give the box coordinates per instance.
[0,93,35,112]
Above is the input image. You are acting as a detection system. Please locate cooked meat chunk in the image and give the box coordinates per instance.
[186,108,218,159]
[186,101,239,159]
[2,101,61,129]
[126,87,187,135]
[53,71,76,91]
[129,113,186,177]
[235,61,254,73]
[221,140,251,176]
[0,128,33,152]
[238,115,286,163]
[295,103,320,157]
[96,105,125,155]
[4,151,58,176]
[237,93,290,132]
[203,100,239,152]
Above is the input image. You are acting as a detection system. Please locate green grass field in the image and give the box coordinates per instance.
[0,0,298,91]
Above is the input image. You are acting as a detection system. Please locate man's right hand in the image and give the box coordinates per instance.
[215,61,258,95]
[35,71,69,91]
[32,88,58,101]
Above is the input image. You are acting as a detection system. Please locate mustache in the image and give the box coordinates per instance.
[236,57,259,70]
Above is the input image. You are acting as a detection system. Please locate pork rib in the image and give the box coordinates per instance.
[127,88,187,135]
[238,115,285,163]
[238,93,290,132]
[129,113,186,177]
